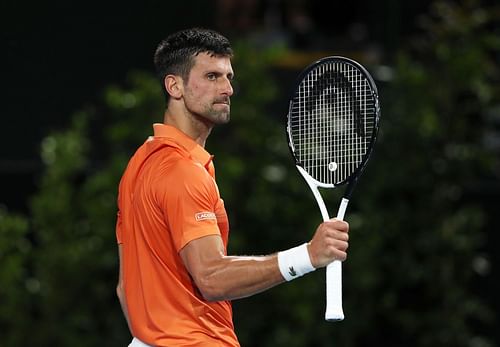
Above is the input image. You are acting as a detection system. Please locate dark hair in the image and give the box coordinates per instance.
[153,28,233,103]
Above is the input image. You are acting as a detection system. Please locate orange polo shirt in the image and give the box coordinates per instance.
[116,123,240,347]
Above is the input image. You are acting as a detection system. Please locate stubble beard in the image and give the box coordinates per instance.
[207,95,231,125]
[206,106,230,125]
[188,100,231,126]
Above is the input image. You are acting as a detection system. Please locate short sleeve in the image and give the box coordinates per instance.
[157,159,221,252]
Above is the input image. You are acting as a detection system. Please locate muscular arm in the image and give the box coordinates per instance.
[180,219,349,302]
[180,235,284,301]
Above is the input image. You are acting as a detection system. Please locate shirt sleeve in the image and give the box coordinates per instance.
[157,159,221,252]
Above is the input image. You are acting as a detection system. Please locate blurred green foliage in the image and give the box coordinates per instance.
[1,1,499,346]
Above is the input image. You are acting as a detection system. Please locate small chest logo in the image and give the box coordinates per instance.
[195,211,217,221]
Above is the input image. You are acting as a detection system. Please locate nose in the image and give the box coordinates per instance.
[220,76,233,96]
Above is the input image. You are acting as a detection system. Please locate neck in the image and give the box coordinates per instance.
[163,106,212,148]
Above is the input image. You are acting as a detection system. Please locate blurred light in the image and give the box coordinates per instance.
[121,93,137,108]
[469,336,493,347]
[41,136,57,165]
[483,131,500,151]
[373,65,394,82]
[25,278,41,293]
[472,256,490,276]
[262,164,286,182]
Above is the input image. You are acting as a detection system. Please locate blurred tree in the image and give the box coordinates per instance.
[0,0,499,346]
[340,0,500,346]
[25,73,164,346]
[0,207,32,346]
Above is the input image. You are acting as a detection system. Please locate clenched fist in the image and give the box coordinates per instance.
[307,219,349,269]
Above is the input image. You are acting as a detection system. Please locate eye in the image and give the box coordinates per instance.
[207,73,216,81]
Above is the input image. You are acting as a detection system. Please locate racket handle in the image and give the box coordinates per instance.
[325,260,344,321]
[325,198,349,321]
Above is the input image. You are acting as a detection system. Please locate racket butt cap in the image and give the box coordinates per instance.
[325,313,345,322]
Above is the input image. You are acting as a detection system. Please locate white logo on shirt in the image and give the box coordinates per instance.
[195,211,216,221]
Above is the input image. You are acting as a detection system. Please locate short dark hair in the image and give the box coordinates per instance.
[153,28,233,102]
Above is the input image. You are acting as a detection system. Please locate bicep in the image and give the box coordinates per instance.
[179,234,225,282]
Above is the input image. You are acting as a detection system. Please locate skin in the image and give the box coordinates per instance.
[117,52,349,313]
[163,51,234,147]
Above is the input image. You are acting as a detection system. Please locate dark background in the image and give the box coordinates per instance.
[1,0,435,212]
[2,0,499,345]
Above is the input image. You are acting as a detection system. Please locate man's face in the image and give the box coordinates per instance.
[182,52,234,125]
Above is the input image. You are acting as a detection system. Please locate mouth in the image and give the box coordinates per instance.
[214,98,230,106]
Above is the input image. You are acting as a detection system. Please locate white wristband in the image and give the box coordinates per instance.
[277,243,316,281]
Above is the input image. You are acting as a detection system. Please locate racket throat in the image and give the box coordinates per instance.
[336,179,356,220]
[336,198,350,221]
[296,165,331,221]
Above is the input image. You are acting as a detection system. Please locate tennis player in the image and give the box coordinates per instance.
[115,27,349,347]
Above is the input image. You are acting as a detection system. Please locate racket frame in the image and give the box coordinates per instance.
[286,56,381,321]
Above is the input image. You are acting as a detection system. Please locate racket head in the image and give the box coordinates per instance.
[286,56,381,189]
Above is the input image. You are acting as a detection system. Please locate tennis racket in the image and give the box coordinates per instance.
[286,56,381,321]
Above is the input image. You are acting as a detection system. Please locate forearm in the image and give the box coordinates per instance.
[198,254,284,301]
[180,236,290,301]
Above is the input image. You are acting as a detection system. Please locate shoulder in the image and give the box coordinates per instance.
[156,150,210,181]
[153,153,217,200]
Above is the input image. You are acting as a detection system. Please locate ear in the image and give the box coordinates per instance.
[164,74,183,99]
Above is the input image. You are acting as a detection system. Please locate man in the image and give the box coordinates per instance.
[116,28,349,347]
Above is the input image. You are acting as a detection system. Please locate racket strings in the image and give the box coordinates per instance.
[289,61,377,185]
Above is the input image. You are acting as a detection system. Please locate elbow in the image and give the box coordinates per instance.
[195,275,226,302]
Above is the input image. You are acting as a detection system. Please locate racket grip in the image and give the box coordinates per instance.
[325,197,349,321]
[325,260,344,321]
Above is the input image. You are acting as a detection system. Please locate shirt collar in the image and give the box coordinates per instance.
[153,123,214,174]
